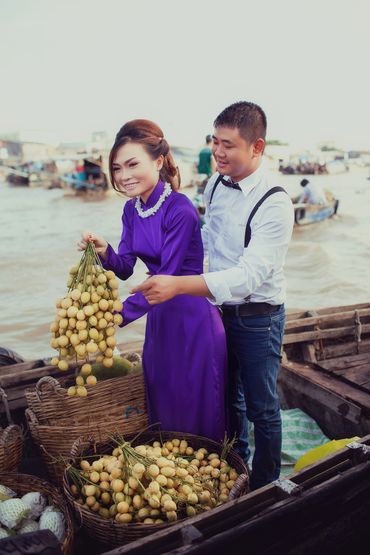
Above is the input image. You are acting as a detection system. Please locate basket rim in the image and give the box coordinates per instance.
[63,429,249,542]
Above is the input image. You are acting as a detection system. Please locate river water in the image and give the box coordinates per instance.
[1,167,369,360]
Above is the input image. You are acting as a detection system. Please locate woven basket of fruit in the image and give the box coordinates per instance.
[63,430,249,548]
[25,352,145,426]
[26,407,148,487]
[0,473,74,555]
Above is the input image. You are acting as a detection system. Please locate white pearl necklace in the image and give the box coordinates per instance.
[135,183,172,218]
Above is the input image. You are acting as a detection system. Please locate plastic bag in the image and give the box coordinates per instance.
[293,436,360,472]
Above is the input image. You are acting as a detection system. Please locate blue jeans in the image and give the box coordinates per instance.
[223,305,285,490]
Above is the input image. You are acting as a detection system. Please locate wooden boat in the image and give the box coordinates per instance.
[4,161,61,188]
[5,167,31,186]
[293,198,339,225]
[60,156,109,200]
[281,302,370,438]
[1,304,370,553]
[101,435,370,555]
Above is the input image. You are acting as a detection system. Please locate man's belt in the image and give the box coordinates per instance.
[219,302,282,317]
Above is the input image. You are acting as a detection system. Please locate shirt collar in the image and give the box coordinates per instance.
[140,179,165,207]
[225,158,265,197]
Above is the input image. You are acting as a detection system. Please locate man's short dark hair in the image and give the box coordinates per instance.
[214,101,267,144]
[206,134,212,144]
[300,179,309,187]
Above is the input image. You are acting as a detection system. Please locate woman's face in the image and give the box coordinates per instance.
[112,142,163,202]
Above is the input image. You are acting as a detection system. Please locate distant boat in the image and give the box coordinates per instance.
[293,198,339,226]
[5,167,31,186]
[4,161,61,188]
[60,156,109,200]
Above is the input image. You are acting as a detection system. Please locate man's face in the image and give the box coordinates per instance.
[212,126,258,181]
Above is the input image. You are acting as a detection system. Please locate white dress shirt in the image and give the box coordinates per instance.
[201,160,294,306]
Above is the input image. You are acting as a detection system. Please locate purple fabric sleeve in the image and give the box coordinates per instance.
[122,198,199,326]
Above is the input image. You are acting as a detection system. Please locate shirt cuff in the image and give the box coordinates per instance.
[202,272,233,305]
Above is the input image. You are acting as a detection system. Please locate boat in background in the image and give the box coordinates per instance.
[3,160,60,188]
[60,156,109,200]
[293,197,339,225]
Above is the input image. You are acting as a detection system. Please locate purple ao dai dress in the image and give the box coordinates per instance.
[102,180,227,441]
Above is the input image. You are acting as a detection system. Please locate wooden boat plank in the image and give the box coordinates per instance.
[0,365,73,388]
[333,365,370,389]
[0,360,47,377]
[281,360,370,413]
[319,352,370,370]
[278,366,364,439]
[283,323,370,344]
[284,303,370,324]
[322,338,370,358]
[284,308,370,331]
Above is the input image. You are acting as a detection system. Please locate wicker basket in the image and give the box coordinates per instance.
[26,408,148,487]
[0,424,23,472]
[0,472,74,555]
[0,386,23,472]
[25,352,144,426]
[63,431,249,548]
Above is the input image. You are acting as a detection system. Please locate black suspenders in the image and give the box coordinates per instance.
[208,174,287,248]
[209,174,223,205]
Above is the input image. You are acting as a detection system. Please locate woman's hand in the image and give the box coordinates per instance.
[78,231,108,258]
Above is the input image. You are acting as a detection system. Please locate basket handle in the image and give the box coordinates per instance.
[25,408,38,426]
[0,424,22,447]
[228,473,250,500]
[0,386,13,426]
[25,408,42,445]
[35,376,62,401]
[70,435,95,460]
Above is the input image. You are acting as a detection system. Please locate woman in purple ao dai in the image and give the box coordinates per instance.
[79,120,227,441]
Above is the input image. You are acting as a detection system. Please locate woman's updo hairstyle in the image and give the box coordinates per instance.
[109,119,180,192]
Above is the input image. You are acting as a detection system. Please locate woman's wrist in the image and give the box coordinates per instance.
[98,243,109,261]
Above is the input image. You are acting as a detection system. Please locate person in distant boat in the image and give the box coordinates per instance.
[197,135,216,178]
[298,178,327,205]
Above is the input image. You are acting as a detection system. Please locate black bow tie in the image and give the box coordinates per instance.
[221,177,241,191]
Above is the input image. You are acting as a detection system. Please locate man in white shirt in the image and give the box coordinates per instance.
[133,101,294,490]
[298,178,327,205]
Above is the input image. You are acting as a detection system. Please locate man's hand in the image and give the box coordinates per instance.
[131,275,181,304]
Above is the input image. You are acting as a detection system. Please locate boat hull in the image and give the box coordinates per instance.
[294,199,339,225]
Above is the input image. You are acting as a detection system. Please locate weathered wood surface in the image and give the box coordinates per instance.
[102,437,370,555]
[278,359,370,437]
[285,302,370,322]
[321,338,370,359]
[285,307,370,331]
[283,323,370,345]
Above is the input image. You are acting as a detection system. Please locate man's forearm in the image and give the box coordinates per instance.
[176,275,213,298]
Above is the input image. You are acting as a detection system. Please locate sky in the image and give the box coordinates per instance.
[1,0,369,150]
